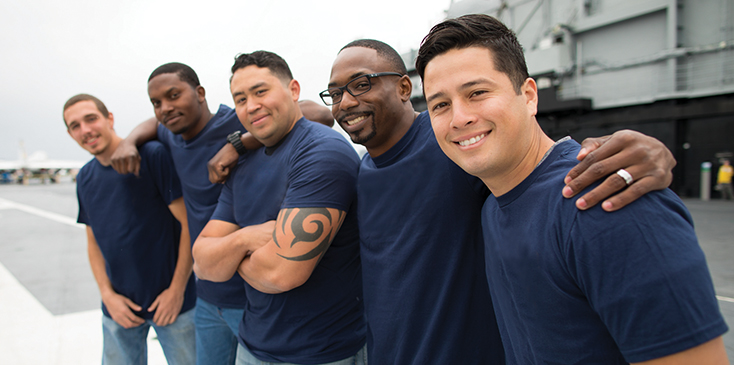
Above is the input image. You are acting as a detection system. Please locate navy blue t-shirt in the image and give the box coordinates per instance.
[211,118,366,363]
[157,104,247,308]
[482,139,728,364]
[76,141,196,320]
[358,111,504,364]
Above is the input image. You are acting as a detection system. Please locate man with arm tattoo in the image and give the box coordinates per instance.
[193,51,366,365]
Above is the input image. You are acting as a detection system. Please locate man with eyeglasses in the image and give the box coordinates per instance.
[319,39,678,364]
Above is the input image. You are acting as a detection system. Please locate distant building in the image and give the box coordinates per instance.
[403,0,734,197]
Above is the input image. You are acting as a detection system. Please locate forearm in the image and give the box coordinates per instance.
[86,229,115,298]
[168,225,193,294]
[241,132,263,150]
[193,224,265,282]
[125,117,158,146]
[237,248,308,294]
[237,207,344,293]
[167,198,192,293]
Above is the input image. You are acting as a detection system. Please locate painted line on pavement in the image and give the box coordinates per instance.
[0,197,83,229]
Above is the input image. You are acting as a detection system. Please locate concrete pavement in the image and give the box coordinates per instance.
[0,181,732,363]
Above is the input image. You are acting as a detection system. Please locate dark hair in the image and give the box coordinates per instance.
[340,39,408,75]
[416,14,528,94]
[148,62,201,88]
[63,94,109,127]
[231,51,293,82]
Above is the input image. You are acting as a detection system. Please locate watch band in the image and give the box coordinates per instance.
[227,131,247,156]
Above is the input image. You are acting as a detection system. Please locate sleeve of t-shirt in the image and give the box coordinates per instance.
[282,138,359,211]
[76,169,89,225]
[566,190,728,362]
[156,123,170,147]
[142,142,183,205]
[209,178,236,224]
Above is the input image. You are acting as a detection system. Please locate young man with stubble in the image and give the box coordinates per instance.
[64,94,196,364]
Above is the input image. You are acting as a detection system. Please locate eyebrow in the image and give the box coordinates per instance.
[327,71,367,88]
[249,81,267,92]
[68,112,97,125]
[425,78,496,104]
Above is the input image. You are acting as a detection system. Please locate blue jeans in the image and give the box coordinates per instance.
[102,307,196,365]
[235,343,367,365]
[195,297,245,365]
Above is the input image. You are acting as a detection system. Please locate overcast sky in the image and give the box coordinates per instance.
[0,0,451,162]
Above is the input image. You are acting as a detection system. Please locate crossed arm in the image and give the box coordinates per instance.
[193,207,345,294]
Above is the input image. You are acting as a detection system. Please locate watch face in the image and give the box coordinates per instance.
[228,131,241,142]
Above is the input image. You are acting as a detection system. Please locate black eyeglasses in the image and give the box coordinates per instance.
[319,72,404,106]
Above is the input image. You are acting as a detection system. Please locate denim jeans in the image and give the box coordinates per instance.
[195,297,245,365]
[235,343,367,365]
[102,307,196,365]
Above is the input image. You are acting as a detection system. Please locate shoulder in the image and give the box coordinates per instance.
[75,159,97,186]
[290,119,358,158]
[137,141,177,178]
[138,140,170,159]
[210,104,240,128]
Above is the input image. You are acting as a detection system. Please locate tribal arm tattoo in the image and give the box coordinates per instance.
[237,207,346,293]
[274,207,346,261]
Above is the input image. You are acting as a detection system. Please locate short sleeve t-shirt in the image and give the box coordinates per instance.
[77,141,196,320]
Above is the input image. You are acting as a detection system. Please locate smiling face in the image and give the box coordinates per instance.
[423,46,540,185]
[147,72,207,140]
[64,100,118,159]
[328,46,411,156]
[230,65,301,147]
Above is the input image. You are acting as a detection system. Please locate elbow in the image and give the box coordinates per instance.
[192,262,224,282]
[191,248,231,283]
[263,271,309,293]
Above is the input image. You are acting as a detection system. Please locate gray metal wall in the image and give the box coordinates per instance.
[403,0,734,197]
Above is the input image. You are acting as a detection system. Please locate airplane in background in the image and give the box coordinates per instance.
[0,141,86,184]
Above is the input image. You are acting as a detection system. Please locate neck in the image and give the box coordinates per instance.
[365,106,419,158]
[95,135,123,167]
[481,125,555,197]
[262,110,303,148]
[182,102,213,140]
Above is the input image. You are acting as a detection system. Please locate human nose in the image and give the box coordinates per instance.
[160,100,174,114]
[339,89,359,109]
[449,100,476,129]
[246,98,261,114]
[79,121,93,135]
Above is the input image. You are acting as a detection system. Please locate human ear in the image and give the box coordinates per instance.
[398,75,412,102]
[197,86,206,102]
[289,79,301,102]
[522,78,538,117]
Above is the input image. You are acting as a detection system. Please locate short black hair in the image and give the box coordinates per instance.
[231,51,293,83]
[62,94,109,127]
[416,14,528,94]
[340,39,408,75]
[148,62,201,88]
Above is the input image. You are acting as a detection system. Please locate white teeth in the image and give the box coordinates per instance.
[346,115,366,126]
[458,133,486,147]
